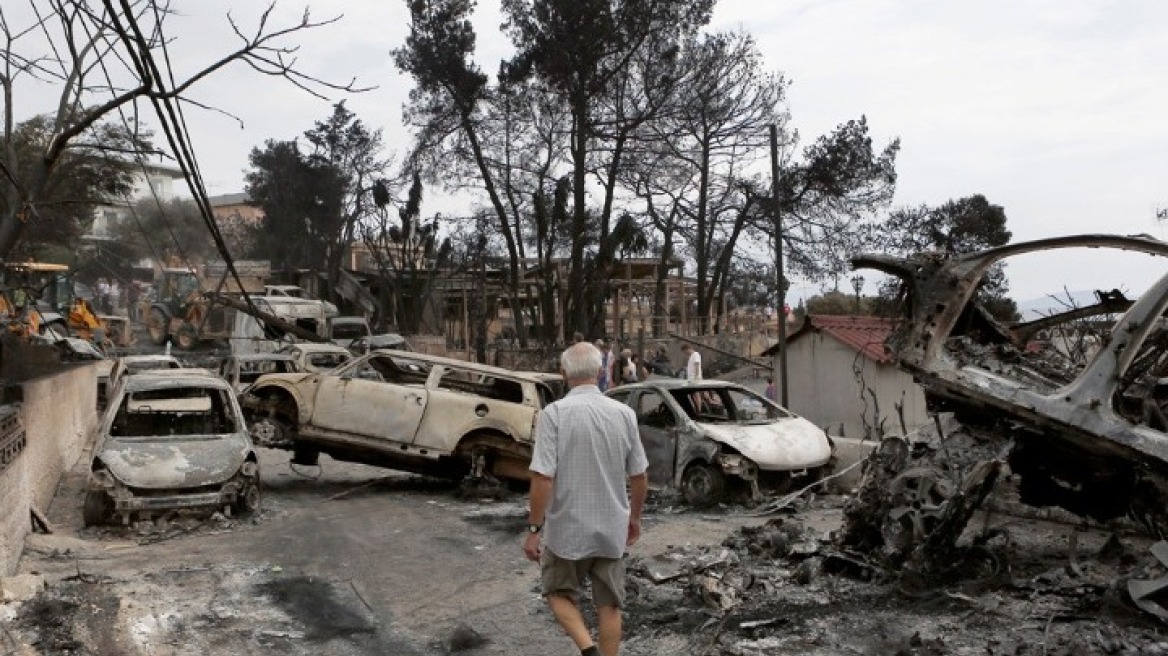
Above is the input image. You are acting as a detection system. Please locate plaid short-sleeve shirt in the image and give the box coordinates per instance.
[529,385,648,560]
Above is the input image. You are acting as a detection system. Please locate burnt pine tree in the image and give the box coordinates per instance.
[393,0,531,345]
[362,174,452,334]
[501,0,714,337]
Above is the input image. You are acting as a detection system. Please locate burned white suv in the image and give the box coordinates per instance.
[241,351,559,483]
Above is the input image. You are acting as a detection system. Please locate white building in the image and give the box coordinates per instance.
[763,315,930,439]
[87,162,187,240]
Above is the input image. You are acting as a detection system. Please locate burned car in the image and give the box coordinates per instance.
[85,372,260,526]
[218,353,302,393]
[274,342,352,373]
[844,234,1168,567]
[241,351,559,483]
[100,353,183,402]
[608,380,833,505]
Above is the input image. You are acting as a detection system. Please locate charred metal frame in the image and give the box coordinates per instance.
[854,234,1168,527]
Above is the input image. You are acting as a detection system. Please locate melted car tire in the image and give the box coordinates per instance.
[83,490,113,527]
[234,480,261,516]
[681,463,725,507]
[251,416,291,449]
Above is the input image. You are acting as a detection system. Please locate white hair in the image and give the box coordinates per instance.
[561,342,603,382]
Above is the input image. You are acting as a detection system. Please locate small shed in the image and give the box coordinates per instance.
[762,315,928,439]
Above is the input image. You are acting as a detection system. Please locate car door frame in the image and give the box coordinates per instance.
[629,389,683,488]
[308,354,429,446]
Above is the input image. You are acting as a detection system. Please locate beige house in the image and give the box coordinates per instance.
[763,315,929,439]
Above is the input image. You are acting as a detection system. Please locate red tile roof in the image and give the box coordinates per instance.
[762,315,896,364]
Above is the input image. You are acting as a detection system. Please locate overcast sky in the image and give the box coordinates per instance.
[10,0,1168,303]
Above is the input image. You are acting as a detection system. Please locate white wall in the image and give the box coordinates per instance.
[0,365,97,574]
[777,332,928,439]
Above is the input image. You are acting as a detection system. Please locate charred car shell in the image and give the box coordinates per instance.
[85,372,260,525]
[241,350,558,484]
[608,380,833,505]
[852,233,1168,534]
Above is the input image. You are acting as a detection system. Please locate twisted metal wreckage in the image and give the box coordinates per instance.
[838,235,1168,588]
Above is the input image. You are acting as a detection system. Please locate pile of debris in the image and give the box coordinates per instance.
[626,512,1168,655]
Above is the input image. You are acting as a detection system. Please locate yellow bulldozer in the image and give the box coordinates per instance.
[0,262,133,348]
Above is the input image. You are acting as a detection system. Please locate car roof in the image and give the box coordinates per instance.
[131,368,215,378]
[365,349,546,383]
[231,353,296,362]
[281,342,350,354]
[119,354,181,364]
[612,379,741,391]
[121,372,230,393]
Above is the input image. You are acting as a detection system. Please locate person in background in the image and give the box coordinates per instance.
[127,282,141,322]
[96,278,110,314]
[108,279,122,314]
[617,348,637,385]
[681,343,702,381]
[765,376,777,402]
[596,339,614,391]
[524,342,649,656]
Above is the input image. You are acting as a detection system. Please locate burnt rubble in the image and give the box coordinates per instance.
[625,510,1168,655]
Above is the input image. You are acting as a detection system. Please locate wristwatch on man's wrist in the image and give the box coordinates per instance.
[527,523,543,534]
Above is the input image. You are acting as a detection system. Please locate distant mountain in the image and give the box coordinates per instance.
[1015,289,1134,321]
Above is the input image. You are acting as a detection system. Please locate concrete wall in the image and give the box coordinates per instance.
[778,333,928,439]
[0,364,97,574]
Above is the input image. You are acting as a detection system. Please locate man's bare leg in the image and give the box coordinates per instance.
[547,595,595,651]
[597,605,622,656]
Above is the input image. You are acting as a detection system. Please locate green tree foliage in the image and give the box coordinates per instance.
[876,194,1018,320]
[3,115,141,258]
[302,102,389,301]
[244,139,344,276]
[111,198,217,264]
[804,289,877,316]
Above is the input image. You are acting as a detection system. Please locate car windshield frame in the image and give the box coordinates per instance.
[666,385,792,425]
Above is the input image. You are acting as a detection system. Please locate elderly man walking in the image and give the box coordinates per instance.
[523,342,649,656]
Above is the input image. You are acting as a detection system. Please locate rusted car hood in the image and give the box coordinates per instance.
[98,437,250,489]
[697,419,832,471]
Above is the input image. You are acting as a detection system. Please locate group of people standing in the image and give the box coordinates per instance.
[92,278,143,320]
[572,332,705,392]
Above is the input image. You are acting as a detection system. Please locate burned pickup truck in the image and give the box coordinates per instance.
[843,234,1168,567]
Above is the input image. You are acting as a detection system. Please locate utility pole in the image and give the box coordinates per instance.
[769,124,790,407]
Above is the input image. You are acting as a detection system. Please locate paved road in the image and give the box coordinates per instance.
[13,448,766,656]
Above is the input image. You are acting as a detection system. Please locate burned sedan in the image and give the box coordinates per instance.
[241,351,558,483]
[608,380,832,505]
[84,372,260,526]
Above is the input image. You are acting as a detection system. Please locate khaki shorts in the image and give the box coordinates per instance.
[540,549,626,608]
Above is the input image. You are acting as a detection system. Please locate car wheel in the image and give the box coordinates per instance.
[251,416,291,449]
[83,490,113,527]
[681,463,725,507]
[234,479,261,516]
